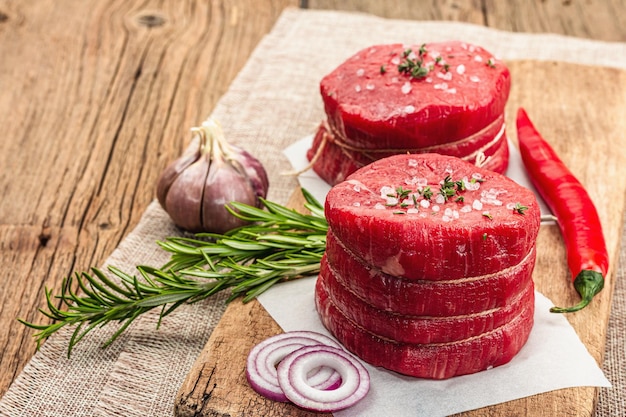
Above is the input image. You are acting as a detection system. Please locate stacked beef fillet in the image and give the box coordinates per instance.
[315,154,541,379]
[307,41,511,186]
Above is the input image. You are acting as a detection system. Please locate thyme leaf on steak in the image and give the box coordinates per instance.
[20,189,327,356]
[386,186,414,207]
[388,175,473,214]
[395,186,412,200]
[513,203,528,215]
[433,55,450,72]
[398,47,430,80]
[397,44,453,79]
[439,175,469,202]
[421,186,434,200]
[418,43,427,57]
[439,175,457,201]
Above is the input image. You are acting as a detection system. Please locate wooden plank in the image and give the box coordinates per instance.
[0,0,298,398]
[306,0,626,42]
[305,0,486,25]
[2,0,625,406]
[174,295,328,417]
[175,60,626,416]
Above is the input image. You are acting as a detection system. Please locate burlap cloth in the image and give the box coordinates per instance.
[0,8,624,417]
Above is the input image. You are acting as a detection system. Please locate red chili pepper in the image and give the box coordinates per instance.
[516,107,609,313]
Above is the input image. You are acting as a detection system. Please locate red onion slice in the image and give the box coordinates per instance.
[276,345,370,412]
[246,331,343,402]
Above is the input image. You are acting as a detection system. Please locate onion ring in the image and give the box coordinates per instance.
[245,331,342,402]
[276,345,370,412]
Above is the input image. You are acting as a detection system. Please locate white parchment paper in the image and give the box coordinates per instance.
[258,277,609,417]
[254,137,610,417]
[282,135,550,215]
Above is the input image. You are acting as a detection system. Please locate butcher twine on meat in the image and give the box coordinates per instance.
[307,41,511,185]
[316,153,540,379]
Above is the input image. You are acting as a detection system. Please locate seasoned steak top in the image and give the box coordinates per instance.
[325,153,540,280]
[321,41,510,147]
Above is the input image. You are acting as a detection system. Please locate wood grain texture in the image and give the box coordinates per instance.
[306,0,626,42]
[0,0,297,398]
[175,60,626,417]
[2,0,625,407]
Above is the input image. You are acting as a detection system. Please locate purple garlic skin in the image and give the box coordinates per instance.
[157,119,269,234]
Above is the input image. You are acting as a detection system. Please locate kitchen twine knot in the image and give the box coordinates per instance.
[474,151,492,168]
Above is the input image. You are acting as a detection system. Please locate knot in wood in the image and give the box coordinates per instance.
[136,13,165,28]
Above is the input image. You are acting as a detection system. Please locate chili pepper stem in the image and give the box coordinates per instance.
[550,270,605,313]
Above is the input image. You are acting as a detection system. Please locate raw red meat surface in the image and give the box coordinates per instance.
[317,257,534,344]
[307,41,511,185]
[315,280,534,379]
[325,154,541,280]
[308,117,509,185]
[321,42,510,148]
[324,230,536,316]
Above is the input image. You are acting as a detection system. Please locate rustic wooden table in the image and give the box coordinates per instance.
[1,0,624,404]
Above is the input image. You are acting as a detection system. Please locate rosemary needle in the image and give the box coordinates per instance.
[19,189,327,356]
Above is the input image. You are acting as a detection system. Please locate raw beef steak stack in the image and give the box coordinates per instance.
[315,153,541,379]
[307,41,511,186]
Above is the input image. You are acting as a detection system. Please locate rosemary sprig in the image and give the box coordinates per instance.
[20,189,327,356]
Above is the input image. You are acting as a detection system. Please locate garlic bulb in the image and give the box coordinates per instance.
[157,119,269,233]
